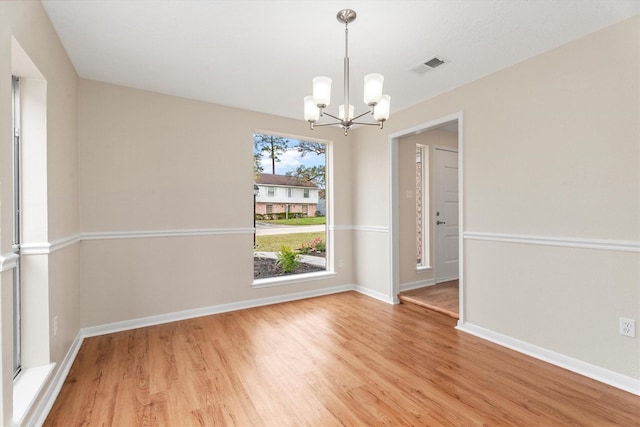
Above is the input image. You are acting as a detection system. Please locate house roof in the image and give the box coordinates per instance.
[256,174,317,189]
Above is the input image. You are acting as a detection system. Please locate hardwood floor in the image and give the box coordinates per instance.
[45,291,639,426]
[399,280,459,319]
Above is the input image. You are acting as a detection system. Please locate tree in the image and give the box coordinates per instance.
[253,151,265,181]
[254,134,288,174]
[253,152,263,176]
[288,141,327,198]
[286,165,326,198]
[295,141,325,157]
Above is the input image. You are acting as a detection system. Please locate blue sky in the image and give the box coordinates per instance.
[256,138,325,175]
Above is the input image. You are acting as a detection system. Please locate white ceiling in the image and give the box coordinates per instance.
[41,0,638,121]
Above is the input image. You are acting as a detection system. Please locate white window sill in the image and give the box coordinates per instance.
[13,364,55,426]
[253,271,336,288]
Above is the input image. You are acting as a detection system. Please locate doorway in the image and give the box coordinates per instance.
[390,113,463,323]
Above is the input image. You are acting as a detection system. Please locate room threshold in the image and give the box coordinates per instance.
[398,280,459,319]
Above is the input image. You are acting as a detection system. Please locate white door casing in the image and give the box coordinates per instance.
[434,147,459,282]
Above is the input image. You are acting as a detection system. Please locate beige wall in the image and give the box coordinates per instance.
[349,125,391,298]
[78,79,355,327]
[351,16,639,378]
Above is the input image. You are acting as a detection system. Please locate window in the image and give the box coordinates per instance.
[416,144,430,268]
[10,44,54,422]
[12,76,22,378]
[253,133,328,282]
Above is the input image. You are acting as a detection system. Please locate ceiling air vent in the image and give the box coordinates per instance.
[410,56,449,74]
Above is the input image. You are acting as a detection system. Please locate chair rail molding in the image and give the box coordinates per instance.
[15,228,256,256]
[464,232,640,253]
[83,227,255,241]
[0,252,19,272]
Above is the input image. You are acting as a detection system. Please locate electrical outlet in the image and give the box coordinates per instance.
[619,318,635,338]
[53,316,58,337]
[338,259,344,268]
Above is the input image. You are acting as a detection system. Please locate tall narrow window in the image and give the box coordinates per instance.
[12,76,22,378]
[253,133,327,280]
[416,144,430,268]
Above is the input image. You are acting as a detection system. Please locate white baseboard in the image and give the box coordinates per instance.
[83,283,402,338]
[82,285,355,337]
[457,322,640,396]
[27,331,84,427]
[354,285,397,304]
[436,275,459,283]
[399,278,436,292]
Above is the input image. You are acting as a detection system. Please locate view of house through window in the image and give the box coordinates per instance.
[253,133,327,280]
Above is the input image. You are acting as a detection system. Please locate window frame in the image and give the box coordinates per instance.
[12,75,22,379]
[252,132,333,288]
[416,144,431,270]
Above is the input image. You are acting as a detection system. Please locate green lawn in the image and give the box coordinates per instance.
[255,232,324,252]
[259,216,326,226]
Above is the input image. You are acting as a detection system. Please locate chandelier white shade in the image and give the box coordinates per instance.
[373,94,391,121]
[363,73,384,106]
[338,104,354,121]
[312,76,332,108]
[304,9,391,136]
[303,96,319,122]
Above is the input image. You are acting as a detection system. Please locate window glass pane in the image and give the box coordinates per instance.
[416,145,429,268]
[12,76,21,378]
[416,146,423,264]
[253,134,327,280]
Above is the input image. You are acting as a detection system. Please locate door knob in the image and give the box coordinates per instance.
[436,220,446,225]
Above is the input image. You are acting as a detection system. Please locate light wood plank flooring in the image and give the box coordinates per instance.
[45,291,639,426]
[399,280,459,319]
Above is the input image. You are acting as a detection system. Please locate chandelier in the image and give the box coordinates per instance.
[304,9,391,136]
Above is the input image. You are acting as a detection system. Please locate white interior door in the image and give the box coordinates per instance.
[434,147,459,282]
